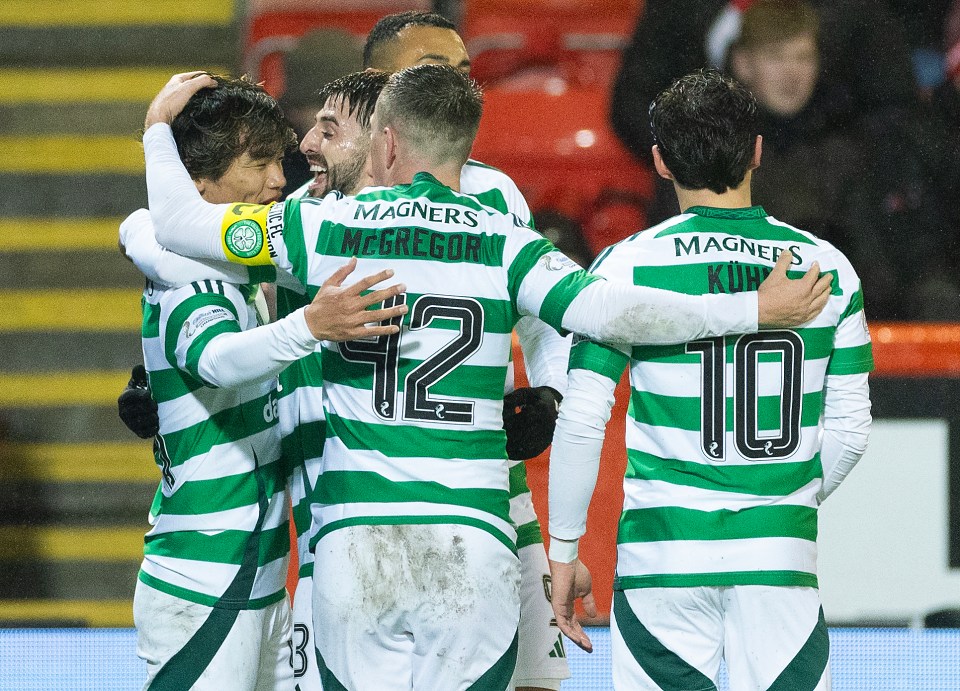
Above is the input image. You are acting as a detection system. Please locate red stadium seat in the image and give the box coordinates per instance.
[472,80,653,251]
[243,1,429,96]
[462,0,642,88]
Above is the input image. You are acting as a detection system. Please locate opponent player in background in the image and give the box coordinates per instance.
[141,65,830,690]
[548,69,873,690]
[125,76,406,690]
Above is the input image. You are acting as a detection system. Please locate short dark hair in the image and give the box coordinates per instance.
[377,64,482,166]
[316,70,391,132]
[649,69,758,194]
[363,11,457,68]
[171,75,297,181]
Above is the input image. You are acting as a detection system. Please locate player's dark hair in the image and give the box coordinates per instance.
[649,69,758,194]
[363,11,457,68]
[316,70,391,132]
[171,75,297,182]
[377,64,482,165]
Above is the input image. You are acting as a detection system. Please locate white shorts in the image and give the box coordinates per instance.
[511,543,570,690]
[312,522,521,690]
[291,573,321,691]
[611,585,831,691]
[133,579,294,690]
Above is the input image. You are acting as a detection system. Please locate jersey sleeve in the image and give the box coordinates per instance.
[159,281,246,386]
[826,283,874,375]
[505,228,602,332]
[119,209,275,287]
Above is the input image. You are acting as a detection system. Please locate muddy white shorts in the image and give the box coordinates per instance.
[312,522,521,690]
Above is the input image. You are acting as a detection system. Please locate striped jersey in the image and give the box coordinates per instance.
[139,278,290,608]
[219,172,598,553]
[571,206,874,590]
[283,163,541,575]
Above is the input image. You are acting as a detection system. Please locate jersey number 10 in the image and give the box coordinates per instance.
[686,330,804,461]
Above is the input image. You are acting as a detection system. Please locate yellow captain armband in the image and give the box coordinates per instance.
[220,201,281,265]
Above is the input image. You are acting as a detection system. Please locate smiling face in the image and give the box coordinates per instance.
[373,25,471,75]
[196,150,286,204]
[299,95,371,198]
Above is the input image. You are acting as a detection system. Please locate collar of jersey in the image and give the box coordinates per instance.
[411,171,444,187]
[685,205,767,220]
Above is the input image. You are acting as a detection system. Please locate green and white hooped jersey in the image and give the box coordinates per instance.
[139,279,290,608]
[224,172,596,553]
[284,162,541,570]
[572,206,874,590]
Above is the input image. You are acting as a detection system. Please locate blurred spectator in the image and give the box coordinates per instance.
[612,0,953,319]
[533,209,594,268]
[277,29,363,195]
[728,1,901,316]
[884,0,952,95]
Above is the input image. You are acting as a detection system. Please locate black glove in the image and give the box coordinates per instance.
[502,386,563,461]
[118,364,159,439]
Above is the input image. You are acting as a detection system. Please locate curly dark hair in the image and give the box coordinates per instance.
[171,75,297,182]
[377,64,482,165]
[316,70,391,132]
[363,11,457,68]
[649,69,759,194]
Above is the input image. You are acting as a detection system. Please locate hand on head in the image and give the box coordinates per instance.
[145,71,217,129]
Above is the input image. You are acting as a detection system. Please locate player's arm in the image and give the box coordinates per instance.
[547,341,628,652]
[120,209,266,286]
[509,233,832,346]
[818,284,874,502]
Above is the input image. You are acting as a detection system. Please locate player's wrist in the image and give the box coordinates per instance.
[548,536,579,563]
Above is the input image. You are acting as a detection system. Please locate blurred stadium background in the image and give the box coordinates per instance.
[0,0,958,688]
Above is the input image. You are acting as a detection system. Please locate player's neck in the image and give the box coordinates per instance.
[674,174,754,212]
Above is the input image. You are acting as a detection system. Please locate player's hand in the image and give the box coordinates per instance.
[549,557,596,653]
[305,257,408,341]
[502,386,562,460]
[117,364,159,439]
[145,71,217,129]
[758,250,833,328]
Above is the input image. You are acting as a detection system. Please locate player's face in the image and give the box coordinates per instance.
[379,26,471,74]
[734,34,819,117]
[299,96,371,198]
[197,151,286,204]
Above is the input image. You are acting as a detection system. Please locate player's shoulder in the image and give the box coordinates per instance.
[764,215,856,274]
[588,213,688,274]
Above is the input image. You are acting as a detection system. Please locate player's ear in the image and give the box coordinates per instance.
[194,177,208,195]
[652,145,674,181]
[384,126,398,170]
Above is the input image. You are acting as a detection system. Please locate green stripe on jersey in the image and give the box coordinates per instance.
[156,458,286,516]
[312,514,517,555]
[142,298,160,338]
[626,448,822,497]
[632,263,841,298]
[314,470,511,526]
[326,412,506,460]
[144,522,289,566]
[507,238,554,306]
[615,570,818,590]
[281,201,310,290]
[539,271,601,333]
[148,366,203,404]
[138,569,287,610]
[569,339,630,381]
[628,389,823,431]
[617,505,818,543]
[827,342,874,375]
[160,391,277,464]
[629,326,835,364]
[516,519,544,549]
[323,356,507,402]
